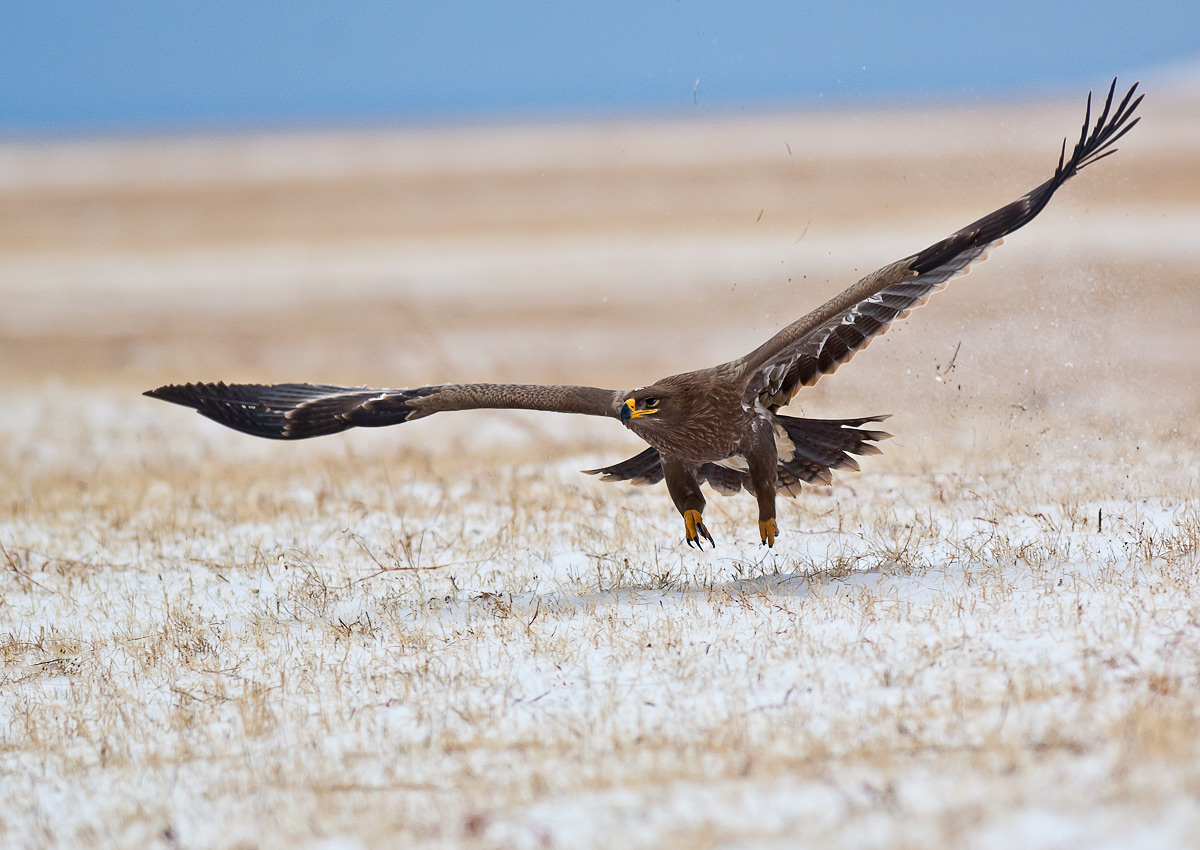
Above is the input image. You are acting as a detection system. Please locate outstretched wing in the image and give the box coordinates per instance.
[737,78,1143,409]
[145,381,624,440]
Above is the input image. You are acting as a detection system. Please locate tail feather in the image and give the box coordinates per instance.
[778,414,891,480]
[588,413,891,494]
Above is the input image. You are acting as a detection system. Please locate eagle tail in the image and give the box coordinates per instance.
[776,414,892,486]
[585,414,890,494]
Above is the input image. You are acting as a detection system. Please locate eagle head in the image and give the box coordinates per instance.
[621,386,664,428]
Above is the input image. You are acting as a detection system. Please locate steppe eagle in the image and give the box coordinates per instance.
[147,80,1142,548]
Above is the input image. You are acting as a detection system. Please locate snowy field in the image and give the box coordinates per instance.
[2,93,1199,848]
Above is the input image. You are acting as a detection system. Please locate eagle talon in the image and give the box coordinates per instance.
[683,509,715,549]
[759,518,779,547]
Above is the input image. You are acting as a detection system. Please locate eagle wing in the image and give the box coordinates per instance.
[736,78,1142,409]
[145,381,624,440]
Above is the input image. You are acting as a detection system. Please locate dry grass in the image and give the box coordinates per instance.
[2,92,1199,849]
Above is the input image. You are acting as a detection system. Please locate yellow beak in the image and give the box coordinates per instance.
[623,398,657,420]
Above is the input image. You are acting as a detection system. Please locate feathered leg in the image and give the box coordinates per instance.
[746,423,780,546]
[662,456,714,549]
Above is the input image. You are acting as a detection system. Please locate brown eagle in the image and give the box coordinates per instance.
[147,80,1141,549]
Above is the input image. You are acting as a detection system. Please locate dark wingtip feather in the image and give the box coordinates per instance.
[911,78,1142,277]
[1079,89,1093,152]
[144,381,371,440]
[1062,78,1143,178]
[144,383,206,407]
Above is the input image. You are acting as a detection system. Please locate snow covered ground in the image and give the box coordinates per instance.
[3,397,1199,849]
[2,93,1198,848]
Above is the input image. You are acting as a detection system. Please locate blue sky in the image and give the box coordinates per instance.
[1,1,1195,136]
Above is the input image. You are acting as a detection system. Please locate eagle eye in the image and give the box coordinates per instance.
[643,397,659,408]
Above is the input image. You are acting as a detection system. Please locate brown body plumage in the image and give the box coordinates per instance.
[146,80,1142,548]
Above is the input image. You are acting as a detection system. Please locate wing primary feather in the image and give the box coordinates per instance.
[908,79,1139,276]
[742,77,1139,404]
[144,382,391,440]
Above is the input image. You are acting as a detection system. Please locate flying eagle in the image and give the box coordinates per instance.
[147,80,1141,549]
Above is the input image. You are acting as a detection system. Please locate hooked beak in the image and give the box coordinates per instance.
[621,398,657,424]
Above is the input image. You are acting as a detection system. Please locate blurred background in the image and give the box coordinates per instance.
[1,2,1197,449]
[3,1,1199,133]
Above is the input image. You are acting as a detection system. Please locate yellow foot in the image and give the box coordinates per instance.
[759,518,779,547]
[684,509,715,549]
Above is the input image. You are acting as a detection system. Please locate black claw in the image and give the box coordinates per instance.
[686,527,715,550]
